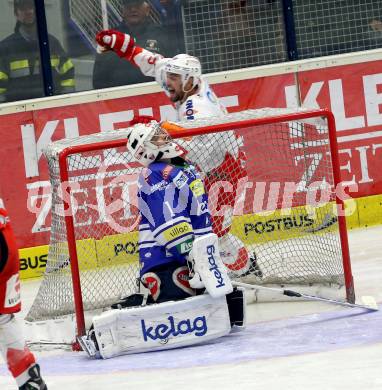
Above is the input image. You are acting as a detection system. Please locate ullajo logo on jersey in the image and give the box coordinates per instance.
[141,314,208,342]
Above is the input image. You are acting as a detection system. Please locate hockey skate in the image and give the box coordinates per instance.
[77,328,99,358]
[19,364,47,390]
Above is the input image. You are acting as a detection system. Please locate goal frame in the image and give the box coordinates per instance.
[57,108,354,339]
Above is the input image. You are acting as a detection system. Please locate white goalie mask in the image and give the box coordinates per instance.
[164,54,202,93]
[126,121,186,167]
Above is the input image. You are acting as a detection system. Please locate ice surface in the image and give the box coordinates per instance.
[1,225,381,389]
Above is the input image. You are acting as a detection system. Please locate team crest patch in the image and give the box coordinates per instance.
[145,39,160,53]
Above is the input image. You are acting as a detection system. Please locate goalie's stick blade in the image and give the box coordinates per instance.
[233,281,379,312]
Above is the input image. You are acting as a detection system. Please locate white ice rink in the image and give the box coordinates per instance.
[1,225,381,390]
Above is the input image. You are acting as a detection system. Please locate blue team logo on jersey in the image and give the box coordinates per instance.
[141,314,208,342]
[185,99,195,120]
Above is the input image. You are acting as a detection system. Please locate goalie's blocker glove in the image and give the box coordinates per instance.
[95,29,136,60]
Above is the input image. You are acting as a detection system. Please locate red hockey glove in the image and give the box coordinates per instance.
[128,115,157,126]
[95,29,136,60]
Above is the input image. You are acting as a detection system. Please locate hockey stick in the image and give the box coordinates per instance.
[233,281,379,312]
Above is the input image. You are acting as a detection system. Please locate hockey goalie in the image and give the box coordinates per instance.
[79,120,246,359]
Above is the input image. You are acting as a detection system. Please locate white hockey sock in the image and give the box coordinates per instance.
[0,314,36,386]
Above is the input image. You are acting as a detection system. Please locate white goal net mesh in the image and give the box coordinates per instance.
[26,108,350,324]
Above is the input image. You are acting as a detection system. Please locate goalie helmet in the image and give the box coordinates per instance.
[126,121,186,167]
[164,54,202,92]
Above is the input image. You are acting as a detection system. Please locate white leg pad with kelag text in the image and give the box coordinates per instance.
[88,294,231,359]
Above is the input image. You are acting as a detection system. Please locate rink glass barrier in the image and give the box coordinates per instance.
[0,1,381,101]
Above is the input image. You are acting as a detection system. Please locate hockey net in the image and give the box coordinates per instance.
[25,108,354,344]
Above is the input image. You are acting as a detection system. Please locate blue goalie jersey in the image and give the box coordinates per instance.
[137,160,212,275]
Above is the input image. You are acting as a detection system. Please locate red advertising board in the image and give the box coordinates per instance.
[297,60,382,197]
[0,61,382,249]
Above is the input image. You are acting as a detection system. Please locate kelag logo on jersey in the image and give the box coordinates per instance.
[141,314,208,342]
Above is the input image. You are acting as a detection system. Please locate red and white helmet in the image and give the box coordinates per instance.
[126,120,186,167]
[164,54,202,92]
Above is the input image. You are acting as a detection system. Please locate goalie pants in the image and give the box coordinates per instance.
[141,262,199,303]
[0,210,21,314]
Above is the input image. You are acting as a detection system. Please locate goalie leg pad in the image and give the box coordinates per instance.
[86,294,232,359]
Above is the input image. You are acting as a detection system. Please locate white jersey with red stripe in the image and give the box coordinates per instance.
[132,49,241,172]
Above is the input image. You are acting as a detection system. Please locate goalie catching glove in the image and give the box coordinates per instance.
[95,29,137,60]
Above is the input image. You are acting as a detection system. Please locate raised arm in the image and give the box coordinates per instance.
[95,29,169,83]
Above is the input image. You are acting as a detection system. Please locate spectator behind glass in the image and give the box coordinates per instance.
[92,0,179,89]
[218,0,285,70]
[368,17,382,44]
[157,0,185,52]
[0,0,75,103]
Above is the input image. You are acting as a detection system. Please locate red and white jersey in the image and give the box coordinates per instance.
[132,49,241,172]
[133,49,227,120]
[0,198,21,314]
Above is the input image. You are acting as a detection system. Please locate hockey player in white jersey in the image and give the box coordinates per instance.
[95,29,262,279]
[78,121,246,359]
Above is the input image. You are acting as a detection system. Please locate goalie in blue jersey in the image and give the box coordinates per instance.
[126,118,233,303]
[79,120,245,359]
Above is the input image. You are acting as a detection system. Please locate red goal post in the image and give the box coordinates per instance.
[26,107,354,344]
